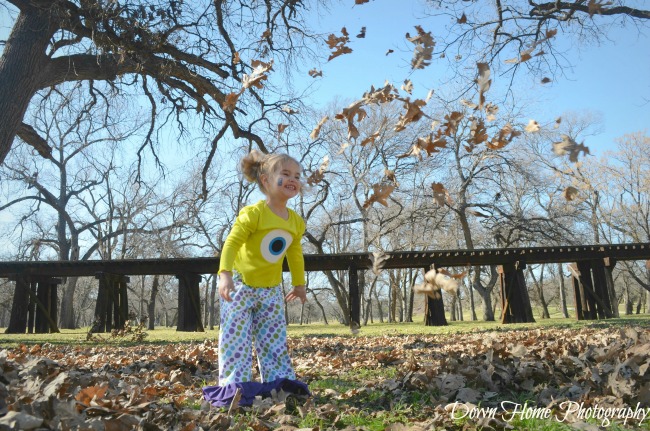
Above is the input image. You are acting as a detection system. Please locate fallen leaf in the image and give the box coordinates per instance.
[457,13,467,24]
[363,183,395,208]
[588,0,613,16]
[466,209,489,217]
[310,116,329,140]
[407,25,435,70]
[441,111,464,137]
[466,118,488,150]
[260,28,272,41]
[370,251,389,275]
[484,103,499,122]
[431,182,451,207]
[401,79,413,95]
[306,156,329,186]
[562,186,579,201]
[487,123,520,150]
[334,99,367,140]
[222,90,243,113]
[361,130,381,147]
[398,134,446,160]
[327,28,353,61]
[242,59,274,89]
[395,98,427,132]
[476,63,491,110]
[525,119,540,133]
[282,105,298,115]
[308,68,323,78]
[553,135,590,162]
[356,26,366,38]
[384,169,398,185]
[337,142,350,155]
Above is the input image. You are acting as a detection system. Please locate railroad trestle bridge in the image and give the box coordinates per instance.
[1,242,649,334]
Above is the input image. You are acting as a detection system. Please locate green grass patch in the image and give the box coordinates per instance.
[288,314,650,338]
[0,314,648,347]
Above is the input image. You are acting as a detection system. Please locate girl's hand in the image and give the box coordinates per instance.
[286,285,307,303]
[218,271,235,302]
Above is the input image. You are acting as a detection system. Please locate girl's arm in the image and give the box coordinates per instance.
[285,216,306,287]
[218,206,257,301]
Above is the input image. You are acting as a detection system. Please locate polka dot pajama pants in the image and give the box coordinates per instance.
[218,283,296,385]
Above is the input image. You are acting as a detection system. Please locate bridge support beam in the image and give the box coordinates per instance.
[176,273,204,332]
[93,273,130,333]
[499,262,535,324]
[5,275,61,334]
[569,259,615,320]
[423,266,448,326]
[348,264,360,332]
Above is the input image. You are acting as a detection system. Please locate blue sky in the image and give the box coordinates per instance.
[294,0,650,155]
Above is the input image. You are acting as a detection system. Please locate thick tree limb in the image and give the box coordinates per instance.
[16,122,53,160]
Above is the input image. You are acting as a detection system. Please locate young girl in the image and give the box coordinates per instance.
[203,150,309,407]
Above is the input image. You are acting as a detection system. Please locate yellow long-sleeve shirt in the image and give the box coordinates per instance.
[218,200,306,287]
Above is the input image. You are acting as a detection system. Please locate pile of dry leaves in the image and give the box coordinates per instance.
[0,324,648,430]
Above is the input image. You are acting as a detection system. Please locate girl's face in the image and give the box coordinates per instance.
[265,161,302,201]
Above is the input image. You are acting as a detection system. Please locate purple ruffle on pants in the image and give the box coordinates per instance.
[202,378,310,407]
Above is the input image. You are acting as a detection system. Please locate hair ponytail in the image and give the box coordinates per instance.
[240,149,303,195]
[240,149,266,184]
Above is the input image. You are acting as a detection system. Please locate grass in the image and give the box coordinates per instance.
[0,314,649,347]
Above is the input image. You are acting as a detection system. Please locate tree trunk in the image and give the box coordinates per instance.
[468,275,477,321]
[471,266,496,321]
[557,263,569,318]
[636,290,644,314]
[311,291,329,324]
[0,8,54,164]
[407,269,415,322]
[140,275,146,321]
[59,277,79,329]
[389,270,397,323]
[450,295,457,321]
[374,288,384,323]
[324,269,349,325]
[148,275,159,330]
[625,283,633,315]
[528,265,550,319]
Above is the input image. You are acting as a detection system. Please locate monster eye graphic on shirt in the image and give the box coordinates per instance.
[260,229,293,263]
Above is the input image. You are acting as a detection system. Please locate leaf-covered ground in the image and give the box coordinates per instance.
[1,325,649,430]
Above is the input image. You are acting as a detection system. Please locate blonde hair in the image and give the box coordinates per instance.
[240,150,302,194]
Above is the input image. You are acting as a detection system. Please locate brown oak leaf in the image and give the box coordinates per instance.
[310,116,329,140]
[407,25,435,70]
[552,135,590,162]
[363,183,395,208]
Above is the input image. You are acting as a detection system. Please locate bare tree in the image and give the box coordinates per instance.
[0,80,193,327]
[0,0,321,197]
[422,0,650,85]
[598,132,650,304]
